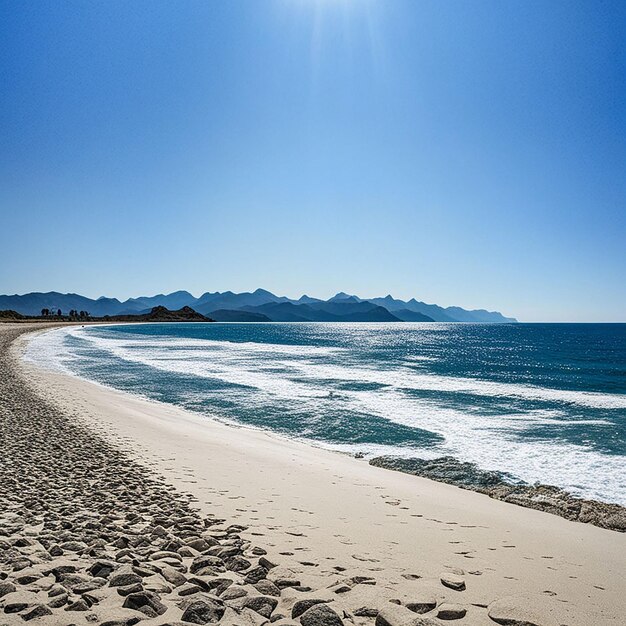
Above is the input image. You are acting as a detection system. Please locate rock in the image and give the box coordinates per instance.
[259,557,278,570]
[65,599,91,611]
[117,583,144,596]
[178,584,204,596]
[49,545,63,557]
[245,595,279,618]
[225,556,251,572]
[151,525,168,537]
[204,578,234,595]
[354,607,379,617]
[11,558,32,572]
[292,599,328,619]
[436,604,466,620]
[151,550,183,562]
[376,604,438,626]
[245,566,269,584]
[273,578,300,589]
[4,602,29,614]
[88,560,115,578]
[48,592,69,608]
[123,591,167,616]
[180,598,226,624]
[221,586,248,600]
[21,604,53,621]
[190,556,224,575]
[16,571,40,585]
[110,572,143,587]
[440,573,465,591]
[187,538,210,552]
[300,604,344,626]
[72,578,107,593]
[487,596,544,626]
[255,579,281,597]
[0,581,16,598]
[132,565,155,578]
[59,540,87,552]
[405,598,437,614]
[161,565,188,587]
[47,584,65,597]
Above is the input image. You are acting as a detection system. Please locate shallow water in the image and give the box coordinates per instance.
[25,322,626,505]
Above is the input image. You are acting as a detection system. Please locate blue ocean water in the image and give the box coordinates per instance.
[25,322,626,505]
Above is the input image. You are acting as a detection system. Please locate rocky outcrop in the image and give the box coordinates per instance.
[103,305,213,322]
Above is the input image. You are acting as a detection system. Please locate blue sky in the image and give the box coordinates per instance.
[0,0,624,321]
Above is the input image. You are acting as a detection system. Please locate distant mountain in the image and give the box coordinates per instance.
[366,294,515,324]
[392,309,435,322]
[194,288,288,315]
[0,289,517,323]
[0,292,126,317]
[123,291,196,312]
[209,309,272,322]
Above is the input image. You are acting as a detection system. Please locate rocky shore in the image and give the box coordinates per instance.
[0,324,458,626]
[369,456,626,533]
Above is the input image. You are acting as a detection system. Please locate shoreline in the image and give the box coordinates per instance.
[4,323,626,625]
[23,323,626,530]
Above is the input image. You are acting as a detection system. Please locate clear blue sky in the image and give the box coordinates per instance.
[1,0,624,321]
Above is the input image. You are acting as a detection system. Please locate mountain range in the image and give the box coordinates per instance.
[0,290,517,323]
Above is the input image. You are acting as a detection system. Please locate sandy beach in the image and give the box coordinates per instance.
[1,323,625,626]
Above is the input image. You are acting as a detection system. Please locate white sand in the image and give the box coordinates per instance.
[15,331,626,626]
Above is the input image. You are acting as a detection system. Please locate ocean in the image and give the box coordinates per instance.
[25,322,626,506]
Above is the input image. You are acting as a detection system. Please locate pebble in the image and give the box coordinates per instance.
[440,573,466,591]
[436,603,467,620]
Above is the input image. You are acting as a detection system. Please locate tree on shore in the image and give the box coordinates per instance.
[57,309,62,317]
[41,308,49,317]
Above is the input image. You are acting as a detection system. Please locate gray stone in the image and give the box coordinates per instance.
[436,604,466,620]
[110,572,143,588]
[21,604,53,621]
[405,598,437,614]
[161,565,187,587]
[245,595,279,618]
[376,604,438,626]
[180,598,226,624]
[292,599,328,619]
[48,593,69,608]
[65,599,91,612]
[255,579,281,597]
[244,566,268,584]
[190,556,224,575]
[123,591,167,616]
[300,604,343,626]
[0,581,16,598]
[487,597,543,626]
[221,586,248,600]
[440,573,465,591]
[4,603,29,614]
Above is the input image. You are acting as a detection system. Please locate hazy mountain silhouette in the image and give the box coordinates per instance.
[0,289,517,323]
